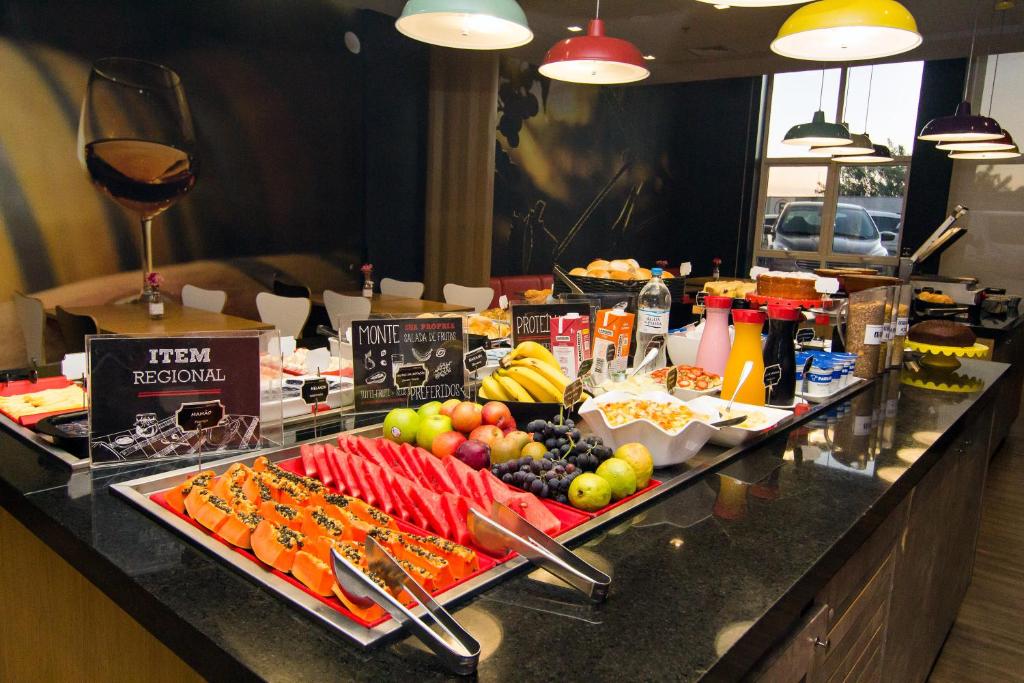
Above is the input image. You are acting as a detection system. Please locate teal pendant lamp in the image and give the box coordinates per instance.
[396,0,534,50]
[783,69,851,147]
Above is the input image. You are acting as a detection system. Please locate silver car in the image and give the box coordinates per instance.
[770,202,890,257]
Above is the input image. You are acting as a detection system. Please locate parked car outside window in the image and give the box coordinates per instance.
[769,201,889,257]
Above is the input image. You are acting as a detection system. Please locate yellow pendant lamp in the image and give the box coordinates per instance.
[771,0,922,61]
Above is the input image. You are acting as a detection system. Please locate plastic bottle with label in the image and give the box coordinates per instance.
[635,267,671,369]
[762,305,798,407]
[721,309,766,406]
[695,295,732,376]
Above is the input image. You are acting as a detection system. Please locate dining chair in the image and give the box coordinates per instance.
[55,306,99,355]
[13,292,46,365]
[181,284,227,313]
[273,276,311,299]
[323,290,371,331]
[443,283,495,313]
[255,292,311,339]
[380,278,425,299]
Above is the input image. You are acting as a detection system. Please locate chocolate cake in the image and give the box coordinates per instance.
[908,319,976,348]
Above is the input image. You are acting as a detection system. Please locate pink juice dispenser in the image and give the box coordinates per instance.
[695,295,732,376]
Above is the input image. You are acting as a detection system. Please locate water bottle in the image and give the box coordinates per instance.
[635,267,672,370]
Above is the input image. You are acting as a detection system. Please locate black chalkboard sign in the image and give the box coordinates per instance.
[87,333,263,466]
[764,364,783,387]
[464,347,487,373]
[301,377,330,405]
[562,378,583,408]
[665,366,678,392]
[795,328,815,343]
[577,358,594,378]
[176,400,225,431]
[352,318,465,411]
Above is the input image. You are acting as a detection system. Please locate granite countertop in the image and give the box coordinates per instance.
[0,359,1009,682]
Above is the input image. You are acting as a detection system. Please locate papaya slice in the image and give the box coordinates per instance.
[258,501,304,531]
[191,490,234,534]
[251,520,305,572]
[401,531,479,579]
[218,500,263,549]
[292,550,336,596]
[371,530,453,588]
[337,509,375,543]
[165,470,215,514]
[301,506,347,541]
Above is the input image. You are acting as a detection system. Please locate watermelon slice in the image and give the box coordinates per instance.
[443,460,491,510]
[378,468,412,522]
[387,471,430,530]
[309,446,336,489]
[440,493,471,546]
[373,438,404,469]
[440,450,476,478]
[329,448,360,498]
[405,484,451,538]
[338,451,376,507]
[504,491,561,536]
[299,444,318,478]
[361,438,397,471]
[324,447,345,492]
[397,443,430,486]
[418,455,459,495]
[351,436,391,471]
[475,469,505,505]
[354,458,395,516]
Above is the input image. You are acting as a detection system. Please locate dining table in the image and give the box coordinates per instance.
[48,301,273,335]
[312,292,475,316]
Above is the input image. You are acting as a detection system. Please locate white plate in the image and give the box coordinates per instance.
[578,391,718,468]
[684,396,793,447]
[672,385,721,401]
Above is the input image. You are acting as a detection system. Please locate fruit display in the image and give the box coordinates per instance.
[159,456,482,624]
[383,400,518,469]
[0,384,86,421]
[567,259,675,282]
[479,341,588,404]
[488,415,653,509]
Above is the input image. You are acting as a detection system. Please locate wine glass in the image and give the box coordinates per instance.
[78,58,198,301]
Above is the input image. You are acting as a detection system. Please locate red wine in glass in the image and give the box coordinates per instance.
[79,58,198,300]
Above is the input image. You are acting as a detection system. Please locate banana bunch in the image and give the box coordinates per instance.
[478,342,571,403]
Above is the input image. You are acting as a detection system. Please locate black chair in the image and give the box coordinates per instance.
[55,306,98,354]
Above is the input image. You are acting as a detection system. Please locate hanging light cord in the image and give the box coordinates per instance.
[987,10,1006,116]
[818,68,825,110]
[864,66,874,133]
[595,0,601,19]
[964,0,981,101]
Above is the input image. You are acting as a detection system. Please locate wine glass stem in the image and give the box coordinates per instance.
[140,217,154,297]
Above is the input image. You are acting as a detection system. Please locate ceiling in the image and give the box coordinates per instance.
[358,0,1024,84]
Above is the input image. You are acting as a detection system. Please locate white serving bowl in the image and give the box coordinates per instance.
[666,333,700,366]
[685,395,792,448]
[578,391,719,468]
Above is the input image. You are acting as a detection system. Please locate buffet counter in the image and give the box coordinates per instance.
[0,359,1010,682]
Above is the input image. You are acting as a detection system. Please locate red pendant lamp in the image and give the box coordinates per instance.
[539,1,650,85]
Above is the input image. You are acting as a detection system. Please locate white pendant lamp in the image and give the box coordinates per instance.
[395,0,533,50]
[771,0,922,62]
[949,146,1021,160]
[837,143,895,163]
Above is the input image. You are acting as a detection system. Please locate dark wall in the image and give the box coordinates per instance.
[0,0,427,296]
[493,59,763,279]
[903,58,968,273]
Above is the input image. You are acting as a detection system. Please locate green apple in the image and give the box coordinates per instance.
[417,401,443,420]
[416,414,453,451]
[383,408,420,444]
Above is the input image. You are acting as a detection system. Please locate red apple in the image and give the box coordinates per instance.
[454,439,490,470]
[431,430,466,458]
[481,401,513,429]
[469,424,503,447]
[451,401,483,434]
[439,399,461,417]
[500,416,518,435]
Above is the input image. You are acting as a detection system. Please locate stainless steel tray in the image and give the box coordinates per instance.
[111,378,872,648]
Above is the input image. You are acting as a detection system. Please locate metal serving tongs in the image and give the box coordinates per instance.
[467,501,611,602]
[330,538,481,675]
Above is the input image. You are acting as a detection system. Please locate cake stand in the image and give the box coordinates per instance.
[904,340,989,370]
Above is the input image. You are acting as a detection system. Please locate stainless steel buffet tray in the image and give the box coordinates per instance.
[111,378,873,648]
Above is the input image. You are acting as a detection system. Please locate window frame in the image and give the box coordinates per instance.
[753,67,916,270]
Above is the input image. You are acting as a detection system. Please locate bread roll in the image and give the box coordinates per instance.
[626,258,639,269]
[588,259,611,271]
[609,270,634,281]
[608,259,632,273]
[587,269,611,279]
[634,268,652,280]
[569,267,588,276]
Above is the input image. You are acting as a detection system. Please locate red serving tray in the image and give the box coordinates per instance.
[0,376,85,426]
[149,452,590,630]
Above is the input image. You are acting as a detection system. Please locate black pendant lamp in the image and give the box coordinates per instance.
[783,69,851,147]
[919,0,1003,143]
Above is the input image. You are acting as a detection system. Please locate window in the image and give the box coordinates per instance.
[754,62,924,270]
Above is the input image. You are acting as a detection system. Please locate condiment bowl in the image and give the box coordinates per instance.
[578,391,718,468]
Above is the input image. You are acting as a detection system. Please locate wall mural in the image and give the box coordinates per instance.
[493,57,762,280]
